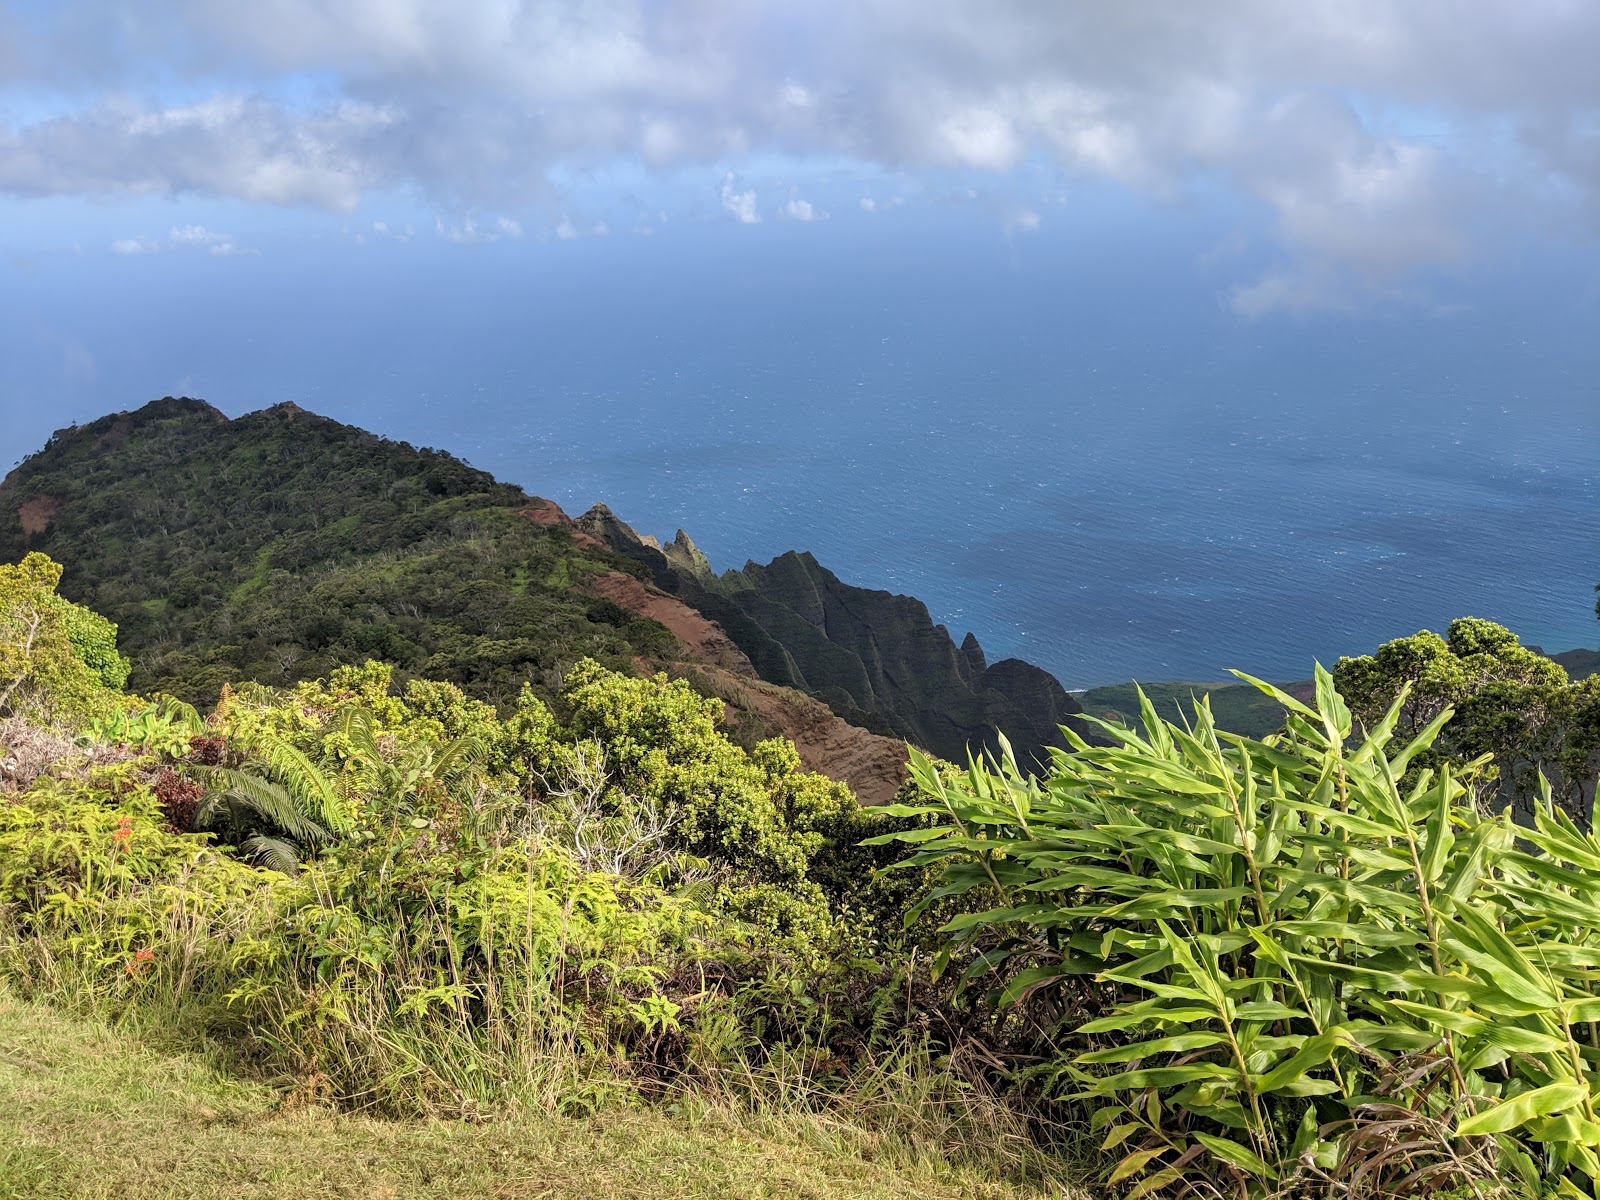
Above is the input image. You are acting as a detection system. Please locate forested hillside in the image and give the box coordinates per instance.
[0,398,1091,778]
[0,398,674,706]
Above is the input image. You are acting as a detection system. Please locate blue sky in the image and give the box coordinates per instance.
[2,1,1597,458]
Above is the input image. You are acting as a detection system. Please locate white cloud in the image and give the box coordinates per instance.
[781,197,825,221]
[436,214,524,244]
[720,171,760,223]
[169,223,226,245]
[4,1,1597,303]
[554,215,607,239]
[1003,207,1041,234]
[859,196,876,212]
[110,237,158,255]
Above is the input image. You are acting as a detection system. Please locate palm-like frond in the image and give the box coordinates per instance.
[197,765,333,846]
[152,694,206,736]
[259,740,353,835]
[242,833,301,875]
[327,706,379,763]
[430,734,486,786]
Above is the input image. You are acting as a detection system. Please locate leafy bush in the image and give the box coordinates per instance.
[0,553,129,727]
[0,653,947,1123]
[1336,617,1599,817]
[880,666,1600,1197]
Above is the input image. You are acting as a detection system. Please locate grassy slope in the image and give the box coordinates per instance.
[0,989,1060,1200]
[1077,680,1310,740]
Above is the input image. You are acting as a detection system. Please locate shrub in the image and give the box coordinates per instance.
[0,553,128,728]
[880,666,1600,1197]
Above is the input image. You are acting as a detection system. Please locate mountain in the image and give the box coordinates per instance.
[1551,648,1600,680]
[0,397,1093,794]
[1,398,655,703]
[0,399,914,799]
[575,504,1097,766]
[1077,679,1310,739]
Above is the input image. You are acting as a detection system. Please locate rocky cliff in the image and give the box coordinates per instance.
[575,504,1096,767]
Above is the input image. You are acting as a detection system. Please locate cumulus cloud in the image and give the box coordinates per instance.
[781,197,825,221]
[110,237,158,255]
[4,1,1597,304]
[170,223,227,246]
[436,215,523,244]
[719,172,760,223]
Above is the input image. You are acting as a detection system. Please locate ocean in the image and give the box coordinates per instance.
[5,206,1598,687]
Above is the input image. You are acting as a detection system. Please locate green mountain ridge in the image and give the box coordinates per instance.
[575,503,1097,766]
[1,397,1089,776]
[0,397,675,707]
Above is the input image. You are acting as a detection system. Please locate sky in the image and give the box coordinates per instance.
[1,2,1598,675]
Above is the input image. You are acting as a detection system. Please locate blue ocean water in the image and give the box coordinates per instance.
[4,207,1597,687]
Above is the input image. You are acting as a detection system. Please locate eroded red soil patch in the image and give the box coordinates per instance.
[588,571,756,676]
[516,499,603,548]
[18,495,61,537]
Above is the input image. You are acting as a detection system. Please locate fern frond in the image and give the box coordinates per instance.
[328,706,379,762]
[261,740,353,835]
[152,694,206,735]
[206,766,332,845]
[433,734,486,785]
[242,834,301,875]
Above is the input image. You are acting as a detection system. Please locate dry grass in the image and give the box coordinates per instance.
[0,718,126,794]
[0,987,1076,1200]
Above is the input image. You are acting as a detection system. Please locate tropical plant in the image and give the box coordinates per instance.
[878,665,1600,1197]
[195,735,355,872]
[0,553,127,727]
[78,697,205,757]
[1335,617,1598,816]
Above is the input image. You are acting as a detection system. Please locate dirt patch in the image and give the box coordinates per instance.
[93,413,134,453]
[17,495,61,537]
[516,499,604,549]
[689,665,909,804]
[589,572,756,676]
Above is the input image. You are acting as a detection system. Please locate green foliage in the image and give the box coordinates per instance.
[1336,617,1599,815]
[0,400,675,710]
[0,652,950,1128]
[881,666,1600,1196]
[78,696,204,758]
[0,552,127,728]
[561,660,846,884]
[1078,679,1299,741]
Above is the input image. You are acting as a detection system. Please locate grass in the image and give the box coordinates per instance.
[0,987,1070,1200]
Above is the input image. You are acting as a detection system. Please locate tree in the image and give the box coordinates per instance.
[0,552,128,727]
[1335,617,1595,816]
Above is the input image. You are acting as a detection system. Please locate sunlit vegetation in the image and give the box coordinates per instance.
[0,399,677,707]
[5,536,1600,1197]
